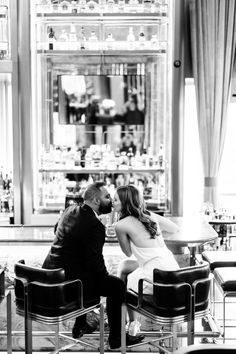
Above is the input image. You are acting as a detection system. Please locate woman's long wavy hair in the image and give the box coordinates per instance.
[116,185,160,239]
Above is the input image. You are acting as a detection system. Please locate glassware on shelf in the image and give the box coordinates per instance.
[57,29,69,50]
[37,0,52,13]
[128,0,139,13]
[87,0,98,12]
[107,0,115,12]
[0,4,8,59]
[60,0,71,12]
[105,33,115,50]
[150,34,158,49]
[143,0,152,13]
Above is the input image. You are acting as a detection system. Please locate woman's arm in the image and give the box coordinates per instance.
[115,222,132,257]
[152,212,180,233]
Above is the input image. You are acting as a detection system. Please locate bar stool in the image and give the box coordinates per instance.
[202,251,236,271]
[213,267,236,343]
[0,270,12,354]
[121,261,218,353]
[202,251,236,316]
[14,260,104,354]
[173,343,236,353]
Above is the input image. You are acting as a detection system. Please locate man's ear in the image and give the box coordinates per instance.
[94,197,100,206]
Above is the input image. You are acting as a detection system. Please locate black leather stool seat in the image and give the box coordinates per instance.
[173,343,236,353]
[214,267,236,292]
[202,251,236,270]
[14,260,104,353]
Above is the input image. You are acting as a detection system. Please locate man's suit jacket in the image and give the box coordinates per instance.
[42,204,108,287]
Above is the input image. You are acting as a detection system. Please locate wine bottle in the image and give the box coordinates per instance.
[48,27,56,50]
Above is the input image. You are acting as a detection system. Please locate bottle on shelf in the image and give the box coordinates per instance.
[157,184,165,206]
[158,143,165,168]
[79,0,87,12]
[3,173,11,191]
[150,34,159,49]
[147,146,154,167]
[143,0,152,13]
[160,0,168,15]
[118,0,125,12]
[71,0,79,13]
[105,33,115,50]
[80,146,86,168]
[152,0,161,14]
[127,147,134,166]
[115,147,121,168]
[48,27,56,50]
[69,24,78,50]
[0,167,3,193]
[127,27,136,50]
[88,30,99,50]
[51,0,59,12]
[138,27,146,48]
[58,29,69,50]
[80,26,86,50]
[99,0,107,12]
[141,148,149,167]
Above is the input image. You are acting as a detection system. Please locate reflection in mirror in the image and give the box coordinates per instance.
[58,74,145,126]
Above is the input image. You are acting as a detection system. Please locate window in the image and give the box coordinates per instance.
[183,79,203,216]
[184,78,236,216]
[218,102,236,214]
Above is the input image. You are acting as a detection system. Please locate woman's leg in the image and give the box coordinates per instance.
[117,259,139,323]
[117,259,139,283]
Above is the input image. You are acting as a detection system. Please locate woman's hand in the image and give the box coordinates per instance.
[153,213,180,234]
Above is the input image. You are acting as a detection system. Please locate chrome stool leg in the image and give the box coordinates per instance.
[55,323,59,350]
[100,302,105,354]
[223,294,226,343]
[121,303,126,354]
[6,290,12,354]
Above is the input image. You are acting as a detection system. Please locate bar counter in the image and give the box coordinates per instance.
[0,216,217,244]
[0,216,218,265]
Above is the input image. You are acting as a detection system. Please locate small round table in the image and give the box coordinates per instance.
[164,216,218,265]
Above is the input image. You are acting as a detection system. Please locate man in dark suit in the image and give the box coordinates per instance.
[42,181,144,350]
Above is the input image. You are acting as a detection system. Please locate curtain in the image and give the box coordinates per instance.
[189,0,236,208]
[0,75,12,173]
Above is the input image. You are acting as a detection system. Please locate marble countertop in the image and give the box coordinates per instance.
[0,216,218,247]
[164,216,218,247]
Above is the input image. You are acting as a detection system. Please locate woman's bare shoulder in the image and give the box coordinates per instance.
[115,216,136,230]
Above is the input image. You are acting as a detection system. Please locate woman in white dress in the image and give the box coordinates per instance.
[113,185,180,295]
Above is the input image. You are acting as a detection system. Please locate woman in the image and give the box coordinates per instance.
[113,185,180,295]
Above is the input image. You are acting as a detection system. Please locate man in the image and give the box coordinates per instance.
[42,181,144,350]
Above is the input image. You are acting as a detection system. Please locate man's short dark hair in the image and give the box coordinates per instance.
[83,181,105,202]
